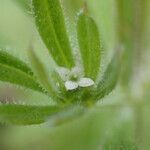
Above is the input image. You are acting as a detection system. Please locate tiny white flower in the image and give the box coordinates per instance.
[65,81,78,91]
[56,67,70,81]
[70,66,82,79]
[65,77,95,90]
[78,78,95,87]
[56,66,82,82]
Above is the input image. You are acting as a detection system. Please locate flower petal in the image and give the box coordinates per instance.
[78,78,94,87]
[65,81,78,90]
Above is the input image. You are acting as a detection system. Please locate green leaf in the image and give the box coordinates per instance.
[0,64,44,93]
[0,50,33,75]
[32,0,75,68]
[0,104,62,125]
[28,49,62,101]
[95,52,120,100]
[0,50,45,93]
[77,12,101,80]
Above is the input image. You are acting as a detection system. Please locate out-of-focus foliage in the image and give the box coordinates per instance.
[14,0,31,12]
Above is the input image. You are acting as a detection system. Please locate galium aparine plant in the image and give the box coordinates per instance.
[0,0,120,125]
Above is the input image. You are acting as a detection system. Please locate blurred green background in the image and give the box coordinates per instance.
[0,0,150,150]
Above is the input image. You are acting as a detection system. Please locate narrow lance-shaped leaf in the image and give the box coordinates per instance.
[95,51,121,100]
[28,49,64,102]
[0,50,45,93]
[32,0,75,68]
[0,50,33,75]
[77,12,101,81]
[0,104,62,125]
[0,64,44,93]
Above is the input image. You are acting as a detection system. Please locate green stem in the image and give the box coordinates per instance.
[134,105,143,149]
